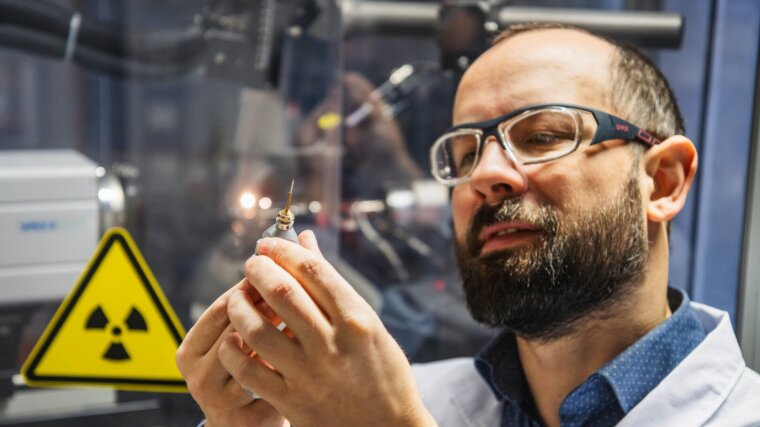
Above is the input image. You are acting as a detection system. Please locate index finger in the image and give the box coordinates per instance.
[254,237,368,321]
[180,279,249,356]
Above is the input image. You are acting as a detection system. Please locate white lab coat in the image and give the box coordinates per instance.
[412,302,760,426]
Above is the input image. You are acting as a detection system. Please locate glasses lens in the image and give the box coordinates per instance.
[431,131,480,182]
[505,109,581,162]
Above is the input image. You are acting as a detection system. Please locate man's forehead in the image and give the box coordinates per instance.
[453,29,617,122]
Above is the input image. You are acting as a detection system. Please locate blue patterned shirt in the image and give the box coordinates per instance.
[474,288,706,427]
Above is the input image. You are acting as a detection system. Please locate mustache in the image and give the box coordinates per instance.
[465,198,557,256]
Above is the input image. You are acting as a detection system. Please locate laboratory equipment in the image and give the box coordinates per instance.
[0,149,98,304]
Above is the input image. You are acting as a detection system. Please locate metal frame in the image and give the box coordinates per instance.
[739,52,760,372]
[690,0,760,321]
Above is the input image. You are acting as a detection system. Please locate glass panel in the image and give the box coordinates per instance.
[341,17,496,364]
[0,0,341,423]
[0,0,706,424]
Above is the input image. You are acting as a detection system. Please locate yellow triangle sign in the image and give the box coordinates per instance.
[21,227,187,393]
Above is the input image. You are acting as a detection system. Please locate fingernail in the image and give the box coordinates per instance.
[257,237,273,254]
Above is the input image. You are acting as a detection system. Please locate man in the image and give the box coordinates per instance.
[176,24,760,426]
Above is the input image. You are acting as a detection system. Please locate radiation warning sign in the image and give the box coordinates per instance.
[22,227,187,393]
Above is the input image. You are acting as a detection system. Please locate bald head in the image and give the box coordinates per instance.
[454,24,683,141]
[454,28,617,124]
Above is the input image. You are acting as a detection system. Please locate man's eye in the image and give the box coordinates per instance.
[523,133,571,145]
[457,151,476,169]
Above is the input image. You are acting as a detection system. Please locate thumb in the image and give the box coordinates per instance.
[298,229,323,257]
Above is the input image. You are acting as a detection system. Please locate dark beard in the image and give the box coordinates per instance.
[455,167,648,341]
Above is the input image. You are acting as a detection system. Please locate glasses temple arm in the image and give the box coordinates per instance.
[590,111,662,146]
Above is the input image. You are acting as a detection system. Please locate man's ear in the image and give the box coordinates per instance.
[644,135,698,222]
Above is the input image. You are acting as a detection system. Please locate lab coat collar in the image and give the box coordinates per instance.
[444,302,743,427]
[446,364,504,427]
[609,302,744,426]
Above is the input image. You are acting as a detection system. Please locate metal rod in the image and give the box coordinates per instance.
[341,0,438,36]
[340,1,683,48]
[497,7,683,48]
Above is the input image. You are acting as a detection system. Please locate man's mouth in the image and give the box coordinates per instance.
[478,222,542,255]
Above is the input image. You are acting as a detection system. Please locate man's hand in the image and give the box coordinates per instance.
[176,278,289,427]
[218,231,436,427]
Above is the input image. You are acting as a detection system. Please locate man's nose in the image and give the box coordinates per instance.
[468,137,528,203]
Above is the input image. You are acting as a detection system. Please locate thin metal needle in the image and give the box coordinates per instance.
[284,179,294,212]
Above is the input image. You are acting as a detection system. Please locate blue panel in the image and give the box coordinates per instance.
[658,0,714,294]
[692,0,760,321]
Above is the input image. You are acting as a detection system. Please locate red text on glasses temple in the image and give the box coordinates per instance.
[637,129,653,143]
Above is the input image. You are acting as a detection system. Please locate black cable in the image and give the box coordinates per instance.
[0,0,206,65]
[0,23,201,80]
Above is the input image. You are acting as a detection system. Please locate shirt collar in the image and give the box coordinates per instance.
[474,327,527,403]
[474,288,706,420]
[587,288,706,412]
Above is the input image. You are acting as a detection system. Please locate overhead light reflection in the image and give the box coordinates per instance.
[240,192,256,210]
[258,197,272,210]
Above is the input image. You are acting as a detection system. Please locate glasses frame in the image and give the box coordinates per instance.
[430,103,662,186]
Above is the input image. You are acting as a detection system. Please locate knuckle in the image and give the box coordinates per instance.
[298,256,325,280]
[226,291,247,319]
[186,374,206,398]
[322,339,341,360]
[340,309,377,335]
[175,345,189,371]
[231,355,249,379]
[244,255,265,277]
[218,339,247,378]
[233,357,264,388]
[240,318,266,347]
[303,380,330,405]
[206,298,229,325]
[184,361,213,398]
[269,240,288,263]
[269,281,295,302]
